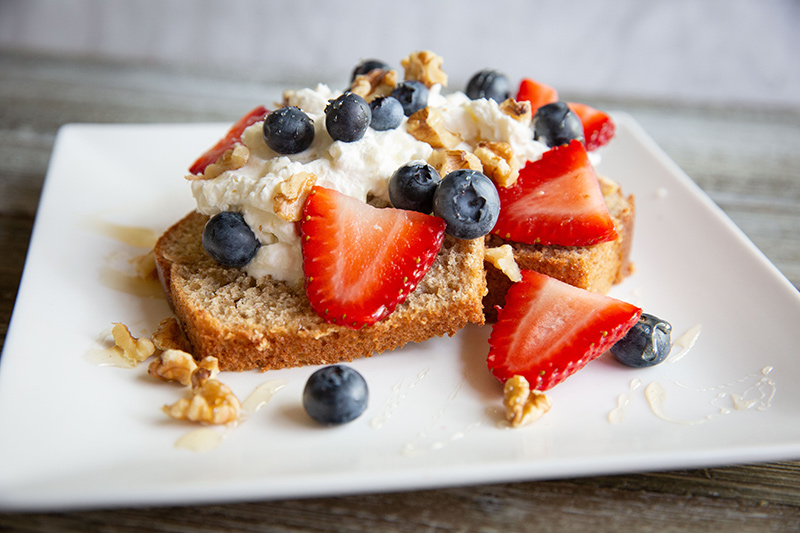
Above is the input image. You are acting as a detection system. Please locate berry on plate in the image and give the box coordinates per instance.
[567,102,616,151]
[487,270,642,390]
[369,96,404,131]
[533,101,585,148]
[188,106,267,175]
[433,169,500,240]
[392,80,429,116]
[301,186,446,329]
[303,365,369,426]
[389,161,441,214]
[466,70,511,102]
[325,92,371,143]
[263,106,315,154]
[611,313,673,368]
[491,140,618,246]
[515,78,558,111]
[202,211,261,268]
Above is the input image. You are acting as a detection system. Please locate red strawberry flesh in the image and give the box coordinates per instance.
[188,105,268,175]
[568,102,616,151]
[515,78,559,111]
[488,270,642,390]
[301,186,446,329]
[492,140,618,246]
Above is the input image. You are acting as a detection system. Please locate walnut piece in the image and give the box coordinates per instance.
[401,50,447,88]
[475,141,519,188]
[503,375,552,427]
[350,68,399,101]
[162,378,241,425]
[151,317,192,353]
[273,171,317,222]
[149,350,219,386]
[485,245,522,283]
[407,107,461,149]
[498,98,532,125]
[428,149,482,177]
[111,322,155,365]
[186,144,249,181]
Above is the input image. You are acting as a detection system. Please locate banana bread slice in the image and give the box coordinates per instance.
[154,211,487,371]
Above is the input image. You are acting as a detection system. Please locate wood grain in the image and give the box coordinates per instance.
[1,51,799,531]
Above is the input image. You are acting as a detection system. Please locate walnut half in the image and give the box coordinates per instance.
[407,107,461,149]
[503,375,552,427]
[401,50,448,88]
[162,378,241,425]
[111,322,155,365]
[273,171,317,222]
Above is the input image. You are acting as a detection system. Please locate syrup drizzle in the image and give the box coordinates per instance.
[370,369,429,429]
[172,379,288,452]
[607,324,777,426]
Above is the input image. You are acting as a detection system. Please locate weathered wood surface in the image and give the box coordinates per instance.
[1,51,799,532]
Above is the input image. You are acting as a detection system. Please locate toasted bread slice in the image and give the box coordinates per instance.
[483,176,634,320]
[154,211,486,371]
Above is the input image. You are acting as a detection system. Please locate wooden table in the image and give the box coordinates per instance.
[1,51,799,531]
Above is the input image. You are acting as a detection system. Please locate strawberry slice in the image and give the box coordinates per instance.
[488,270,641,390]
[301,186,446,329]
[515,78,558,111]
[188,105,268,175]
[491,140,618,246]
[568,102,616,151]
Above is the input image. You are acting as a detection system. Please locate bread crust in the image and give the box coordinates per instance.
[483,176,635,321]
[154,211,487,371]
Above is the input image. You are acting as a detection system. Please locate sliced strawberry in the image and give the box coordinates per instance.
[515,78,558,111]
[188,105,268,175]
[568,102,616,151]
[488,270,641,390]
[491,140,618,246]
[301,186,446,329]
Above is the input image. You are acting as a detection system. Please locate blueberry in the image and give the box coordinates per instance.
[202,211,260,268]
[325,92,371,143]
[303,365,368,426]
[262,106,315,154]
[389,161,441,213]
[392,80,429,116]
[351,59,391,82]
[465,70,511,102]
[611,313,673,368]
[369,96,404,131]
[433,169,500,239]
[532,102,585,147]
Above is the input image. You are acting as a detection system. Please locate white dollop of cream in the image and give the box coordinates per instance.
[192,84,549,284]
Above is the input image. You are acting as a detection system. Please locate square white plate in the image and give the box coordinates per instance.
[2,115,800,511]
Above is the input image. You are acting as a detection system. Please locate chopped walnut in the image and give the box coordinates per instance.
[111,322,155,365]
[148,349,197,386]
[163,378,241,425]
[498,98,532,125]
[407,107,461,149]
[149,349,220,387]
[350,68,399,101]
[274,171,317,222]
[151,317,192,353]
[475,141,519,188]
[503,375,552,428]
[428,149,482,177]
[186,144,250,181]
[401,50,447,88]
[485,245,522,282]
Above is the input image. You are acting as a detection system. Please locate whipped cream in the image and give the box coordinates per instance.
[192,84,549,285]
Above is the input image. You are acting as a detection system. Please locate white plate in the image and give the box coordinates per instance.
[2,115,800,511]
